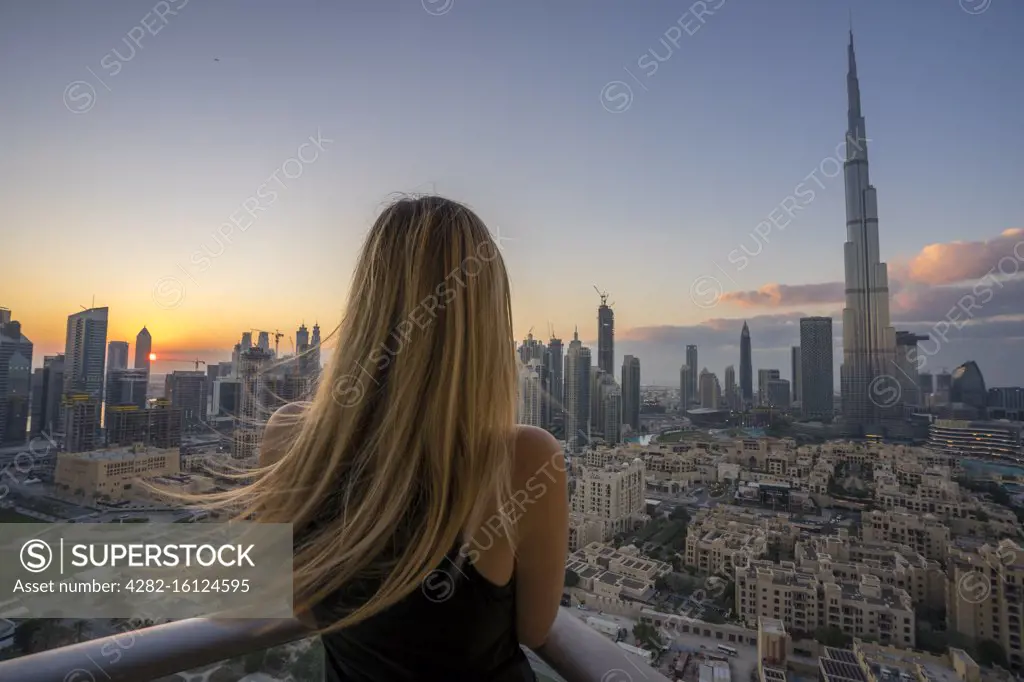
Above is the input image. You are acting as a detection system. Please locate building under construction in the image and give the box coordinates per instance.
[61,393,101,453]
[232,346,273,459]
[105,400,182,449]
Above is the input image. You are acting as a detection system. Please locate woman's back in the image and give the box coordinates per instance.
[225,197,567,681]
[312,541,533,681]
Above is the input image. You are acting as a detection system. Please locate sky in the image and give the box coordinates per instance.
[2,0,1022,386]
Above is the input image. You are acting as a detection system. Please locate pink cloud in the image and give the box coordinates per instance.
[905,228,1024,285]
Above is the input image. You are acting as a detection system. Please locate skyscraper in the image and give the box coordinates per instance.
[517,360,544,427]
[64,307,109,398]
[107,341,129,373]
[233,346,273,459]
[680,365,694,411]
[895,331,929,409]
[685,345,698,403]
[740,322,753,406]
[724,365,737,410]
[0,309,33,445]
[621,355,641,432]
[800,317,834,420]
[790,346,802,403]
[600,381,622,445]
[698,369,721,409]
[547,334,564,437]
[310,323,322,372]
[840,32,898,429]
[135,327,152,373]
[33,354,64,437]
[597,297,614,374]
[758,369,780,406]
[165,370,209,432]
[563,327,591,452]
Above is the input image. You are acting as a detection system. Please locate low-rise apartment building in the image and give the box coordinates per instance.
[861,510,951,562]
[947,539,1024,673]
[795,530,946,608]
[736,560,915,648]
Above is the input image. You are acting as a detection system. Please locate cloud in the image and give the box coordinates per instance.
[903,228,1024,285]
[719,282,845,308]
[713,229,1024,313]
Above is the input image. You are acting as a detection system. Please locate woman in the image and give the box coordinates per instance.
[233,196,568,681]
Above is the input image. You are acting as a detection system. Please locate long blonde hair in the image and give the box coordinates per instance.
[201,196,518,631]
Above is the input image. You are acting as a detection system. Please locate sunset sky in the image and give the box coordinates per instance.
[2,0,1022,385]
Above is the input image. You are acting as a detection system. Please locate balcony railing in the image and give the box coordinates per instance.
[0,609,671,682]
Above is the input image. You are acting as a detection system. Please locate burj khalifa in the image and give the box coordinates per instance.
[840,31,898,429]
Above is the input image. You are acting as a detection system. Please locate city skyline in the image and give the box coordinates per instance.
[3,1,1022,385]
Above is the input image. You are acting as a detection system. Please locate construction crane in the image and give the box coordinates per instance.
[250,328,285,356]
[163,358,207,371]
[593,285,611,307]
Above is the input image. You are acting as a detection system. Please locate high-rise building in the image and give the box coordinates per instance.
[950,361,987,417]
[240,331,253,350]
[517,360,544,427]
[105,340,130,408]
[296,324,309,350]
[546,334,564,437]
[257,331,271,353]
[895,331,929,409]
[790,346,802,403]
[563,328,591,452]
[63,307,108,444]
[724,365,737,410]
[62,393,102,453]
[597,297,614,375]
[0,309,33,446]
[621,355,641,432]
[64,307,108,398]
[935,371,953,404]
[680,365,695,411]
[232,346,273,459]
[698,369,721,409]
[30,368,44,437]
[165,370,209,432]
[589,368,605,436]
[765,379,791,409]
[685,345,698,402]
[840,32,898,430]
[600,382,622,445]
[105,401,182,449]
[758,369,781,406]
[107,341,129,373]
[800,317,834,420]
[134,327,152,373]
[740,322,753,406]
[105,369,149,409]
[32,355,65,438]
[310,324,322,373]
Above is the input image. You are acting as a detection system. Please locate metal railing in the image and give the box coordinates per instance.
[0,610,672,682]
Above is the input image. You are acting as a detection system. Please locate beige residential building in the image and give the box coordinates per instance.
[54,444,180,500]
[570,457,647,539]
[736,560,915,648]
[565,542,671,606]
[947,539,1024,673]
[861,510,951,562]
[795,530,946,608]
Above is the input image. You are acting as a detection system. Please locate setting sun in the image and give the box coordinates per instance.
[149,353,157,361]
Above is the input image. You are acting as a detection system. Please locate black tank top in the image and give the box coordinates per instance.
[311,542,536,681]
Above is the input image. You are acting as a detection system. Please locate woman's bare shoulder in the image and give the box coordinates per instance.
[512,426,563,481]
